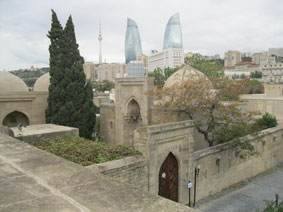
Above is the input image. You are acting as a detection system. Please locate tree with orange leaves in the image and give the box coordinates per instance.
[154,77,261,146]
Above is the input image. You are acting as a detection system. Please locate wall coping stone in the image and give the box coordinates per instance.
[100,103,115,107]
[143,120,195,134]
[86,155,146,173]
[193,126,283,160]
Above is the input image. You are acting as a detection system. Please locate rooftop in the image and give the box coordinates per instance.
[0,133,198,212]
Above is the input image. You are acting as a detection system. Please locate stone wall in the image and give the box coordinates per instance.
[93,92,110,107]
[86,156,148,191]
[193,126,283,201]
[100,103,116,144]
[264,83,283,96]
[134,120,195,204]
[10,124,79,143]
[0,91,48,127]
[0,132,199,212]
[0,126,14,136]
[241,94,283,125]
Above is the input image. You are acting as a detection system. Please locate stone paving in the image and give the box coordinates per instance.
[198,163,283,212]
[0,133,199,212]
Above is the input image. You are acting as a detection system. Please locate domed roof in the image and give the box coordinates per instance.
[164,65,212,88]
[0,71,29,93]
[34,72,50,91]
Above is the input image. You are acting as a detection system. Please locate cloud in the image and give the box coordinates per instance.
[1,0,283,70]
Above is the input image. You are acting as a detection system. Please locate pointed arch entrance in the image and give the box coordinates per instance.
[158,152,178,202]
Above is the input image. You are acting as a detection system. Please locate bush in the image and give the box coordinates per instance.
[247,79,264,94]
[261,202,283,212]
[259,113,278,128]
[29,135,141,166]
[250,71,262,79]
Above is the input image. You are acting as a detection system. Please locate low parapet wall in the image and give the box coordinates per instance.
[86,156,148,191]
[193,126,283,201]
[10,124,79,143]
[0,133,199,212]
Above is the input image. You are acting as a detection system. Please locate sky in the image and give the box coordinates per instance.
[1,0,283,70]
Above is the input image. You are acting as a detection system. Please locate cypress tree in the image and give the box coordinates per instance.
[46,11,96,139]
[45,9,64,123]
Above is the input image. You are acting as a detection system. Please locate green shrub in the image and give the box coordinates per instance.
[259,113,277,128]
[261,202,283,212]
[29,135,141,166]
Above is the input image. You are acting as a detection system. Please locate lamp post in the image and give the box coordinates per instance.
[193,164,200,207]
[188,181,192,207]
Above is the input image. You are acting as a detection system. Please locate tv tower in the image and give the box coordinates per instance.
[98,19,102,64]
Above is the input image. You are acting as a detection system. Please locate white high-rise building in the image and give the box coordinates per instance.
[148,48,184,72]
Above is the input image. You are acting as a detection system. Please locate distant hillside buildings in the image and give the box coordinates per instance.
[224,50,241,67]
[224,48,283,80]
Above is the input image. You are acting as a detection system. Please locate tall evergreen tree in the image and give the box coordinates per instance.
[46,10,96,139]
[45,9,64,123]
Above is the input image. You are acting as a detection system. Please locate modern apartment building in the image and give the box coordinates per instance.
[148,48,184,72]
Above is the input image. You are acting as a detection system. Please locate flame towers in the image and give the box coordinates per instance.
[125,18,142,64]
[163,13,183,50]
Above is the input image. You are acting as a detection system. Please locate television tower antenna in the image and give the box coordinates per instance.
[98,19,102,64]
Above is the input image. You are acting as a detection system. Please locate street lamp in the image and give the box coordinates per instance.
[193,164,201,207]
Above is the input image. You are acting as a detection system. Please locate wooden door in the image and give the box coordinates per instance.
[158,152,178,202]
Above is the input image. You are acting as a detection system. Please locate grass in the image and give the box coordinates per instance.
[29,135,141,166]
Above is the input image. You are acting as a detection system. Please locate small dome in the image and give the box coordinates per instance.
[0,71,29,93]
[164,65,212,88]
[34,73,50,91]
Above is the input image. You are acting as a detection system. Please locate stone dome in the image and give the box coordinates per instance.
[164,65,212,88]
[0,71,29,93]
[34,73,50,91]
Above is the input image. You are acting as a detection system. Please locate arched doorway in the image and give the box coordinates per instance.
[2,111,29,127]
[158,152,178,202]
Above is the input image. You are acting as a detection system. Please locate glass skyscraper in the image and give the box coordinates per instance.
[125,18,142,64]
[163,13,183,50]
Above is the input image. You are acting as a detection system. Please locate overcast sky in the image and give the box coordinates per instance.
[1,0,283,70]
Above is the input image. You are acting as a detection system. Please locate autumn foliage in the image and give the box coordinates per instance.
[154,77,264,146]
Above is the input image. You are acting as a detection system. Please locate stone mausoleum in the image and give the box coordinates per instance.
[0,71,49,128]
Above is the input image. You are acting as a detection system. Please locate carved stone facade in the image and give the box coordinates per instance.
[100,77,154,145]
[134,121,195,204]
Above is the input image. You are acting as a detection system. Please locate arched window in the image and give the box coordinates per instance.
[125,99,141,122]
[2,111,29,127]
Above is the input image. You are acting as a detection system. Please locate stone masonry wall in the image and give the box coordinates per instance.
[86,156,148,191]
[193,126,283,201]
[134,120,195,204]
[100,103,116,144]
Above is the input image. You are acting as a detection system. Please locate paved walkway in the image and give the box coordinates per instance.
[198,164,283,212]
[0,133,198,212]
